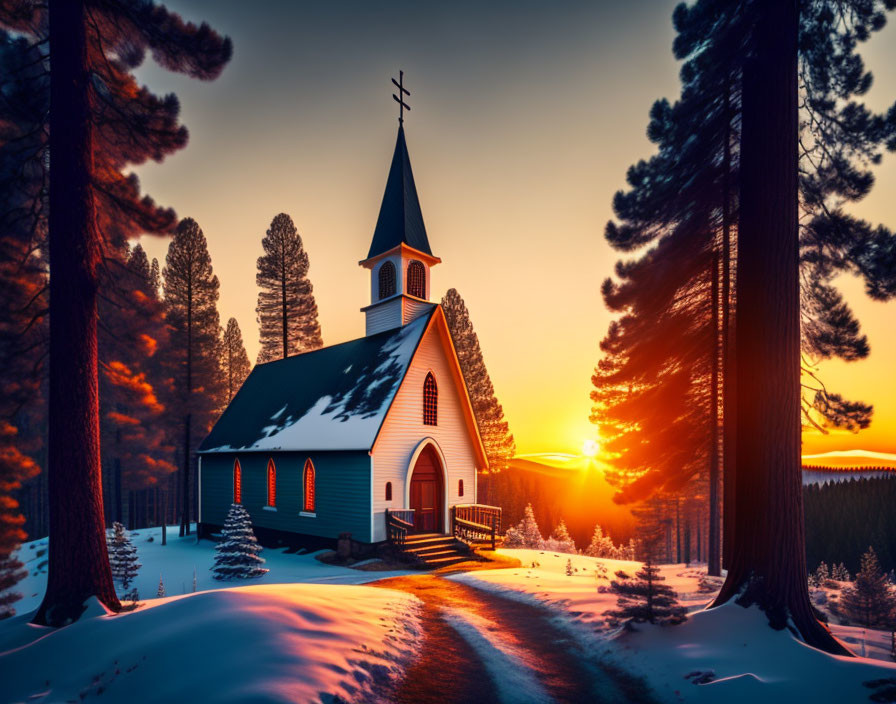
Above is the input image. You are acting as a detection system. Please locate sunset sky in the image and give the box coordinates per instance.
[135,0,896,458]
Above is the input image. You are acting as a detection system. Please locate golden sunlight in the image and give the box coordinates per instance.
[582,439,599,458]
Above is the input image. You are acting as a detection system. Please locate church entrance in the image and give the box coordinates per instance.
[409,445,443,533]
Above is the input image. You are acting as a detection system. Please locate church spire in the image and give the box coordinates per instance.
[366,124,433,260]
[360,73,440,336]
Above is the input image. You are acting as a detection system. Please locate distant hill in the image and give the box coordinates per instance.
[801,449,896,469]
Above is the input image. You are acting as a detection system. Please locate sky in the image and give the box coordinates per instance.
[134,0,896,458]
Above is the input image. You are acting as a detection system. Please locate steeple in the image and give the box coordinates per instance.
[366,125,433,260]
[361,80,441,336]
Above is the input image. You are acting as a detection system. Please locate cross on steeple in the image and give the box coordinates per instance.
[392,70,410,125]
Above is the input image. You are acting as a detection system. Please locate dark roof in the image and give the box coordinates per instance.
[366,126,433,259]
[199,307,437,453]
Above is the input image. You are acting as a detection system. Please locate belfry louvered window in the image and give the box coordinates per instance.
[379,261,396,299]
[407,260,425,298]
[423,372,438,426]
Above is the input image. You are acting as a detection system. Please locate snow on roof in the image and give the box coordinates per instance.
[199,308,435,453]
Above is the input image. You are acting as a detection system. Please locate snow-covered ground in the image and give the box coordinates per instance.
[11,524,415,614]
[451,548,896,703]
[0,585,421,703]
[2,525,421,704]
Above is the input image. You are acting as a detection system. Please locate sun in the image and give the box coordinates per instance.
[582,439,599,458]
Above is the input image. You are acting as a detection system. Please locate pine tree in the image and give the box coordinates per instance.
[256,213,322,363]
[504,503,543,549]
[163,218,226,537]
[221,318,252,401]
[0,1,231,625]
[212,504,268,580]
[107,522,141,591]
[441,289,516,486]
[833,563,852,582]
[157,575,165,598]
[544,519,577,554]
[840,547,896,629]
[585,524,621,559]
[565,559,574,576]
[607,545,687,627]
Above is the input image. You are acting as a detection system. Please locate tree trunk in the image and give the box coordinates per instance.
[710,0,848,655]
[34,0,121,625]
[708,249,721,576]
[721,79,737,571]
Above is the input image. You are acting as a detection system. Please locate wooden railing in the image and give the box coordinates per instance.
[452,504,502,550]
[385,508,415,547]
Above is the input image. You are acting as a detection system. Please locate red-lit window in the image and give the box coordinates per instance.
[267,458,276,507]
[233,458,242,503]
[379,261,396,299]
[303,459,315,512]
[458,479,464,497]
[407,260,425,298]
[385,482,392,501]
[423,372,438,426]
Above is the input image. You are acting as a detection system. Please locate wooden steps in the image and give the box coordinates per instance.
[402,533,472,568]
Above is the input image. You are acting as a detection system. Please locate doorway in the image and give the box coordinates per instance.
[409,445,443,533]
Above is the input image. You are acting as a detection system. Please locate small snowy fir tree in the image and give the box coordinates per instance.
[504,503,543,549]
[607,548,686,627]
[831,562,851,582]
[840,546,896,628]
[107,522,141,590]
[157,576,166,598]
[565,558,574,576]
[544,519,577,554]
[212,504,269,580]
[810,561,831,588]
[584,523,617,558]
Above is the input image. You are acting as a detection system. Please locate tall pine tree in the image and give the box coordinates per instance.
[163,218,225,537]
[441,288,515,502]
[256,213,322,363]
[221,317,251,401]
[0,0,231,625]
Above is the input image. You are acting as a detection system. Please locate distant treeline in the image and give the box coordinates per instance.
[802,464,896,473]
[804,475,896,575]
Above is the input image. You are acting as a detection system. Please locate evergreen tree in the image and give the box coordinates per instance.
[163,218,226,537]
[157,575,165,598]
[107,522,141,591]
[211,504,268,580]
[0,0,231,625]
[565,558,574,576]
[504,503,543,549]
[441,289,516,487]
[607,547,687,626]
[255,213,322,363]
[840,547,896,629]
[832,563,852,582]
[221,318,252,402]
[543,519,577,554]
[585,524,621,559]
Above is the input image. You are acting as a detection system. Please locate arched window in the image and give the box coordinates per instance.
[378,261,396,300]
[385,481,392,501]
[423,372,438,426]
[267,458,276,507]
[303,459,315,513]
[458,479,464,497]
[407,260,425,298]
[233,458,242,503]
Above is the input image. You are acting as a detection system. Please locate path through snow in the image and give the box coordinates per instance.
[372,575,654,704]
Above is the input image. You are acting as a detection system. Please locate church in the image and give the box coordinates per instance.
[197,119,490,548]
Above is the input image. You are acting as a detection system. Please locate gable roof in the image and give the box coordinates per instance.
[199,308,436,453]
[366,126,433,260]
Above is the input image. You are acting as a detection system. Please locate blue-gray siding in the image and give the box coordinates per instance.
[200,451,372,542]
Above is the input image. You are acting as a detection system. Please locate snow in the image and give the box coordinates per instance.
[451,548,896,703]
[10,525,415,615]
[0,583,421,704]
[202,314,427,453]
[2,526,422,703]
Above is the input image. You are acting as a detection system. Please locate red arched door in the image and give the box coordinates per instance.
[409,445,443,533]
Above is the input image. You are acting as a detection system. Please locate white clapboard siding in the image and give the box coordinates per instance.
[365,297,403,336]
[370,322,478,541]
